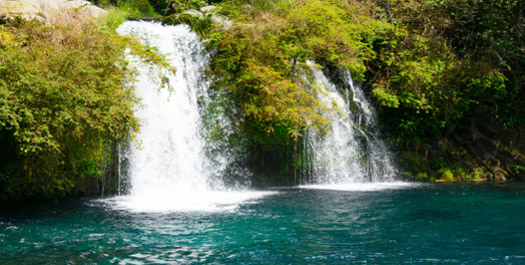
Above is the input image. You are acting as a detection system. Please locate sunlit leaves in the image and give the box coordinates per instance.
[210,0,396,146]
[0,12,168,200]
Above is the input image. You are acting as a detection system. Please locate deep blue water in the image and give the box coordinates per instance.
[1,183,525,264]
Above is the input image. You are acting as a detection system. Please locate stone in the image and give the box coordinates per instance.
[0,0,107,23]
[200,5,216,13]
[493,167,508,181]
[182,9,202,16]
[211,14,233,29]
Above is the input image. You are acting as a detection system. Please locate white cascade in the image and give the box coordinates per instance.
[111,21,270,212]
[304,61,398,187]
[344,69,397,182]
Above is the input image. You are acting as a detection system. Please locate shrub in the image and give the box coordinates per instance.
[0,10,168,201]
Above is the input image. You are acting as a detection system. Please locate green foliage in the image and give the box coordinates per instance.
[430,157,446,170]
[208,0,522,161]
[437,168,455,182]
[434,166,488,182]
[96,0,158,17]
[0,11,168,201]
[447,0,525,128]
[415,172,428,180]
[369,0,524,143]
[206,0,522,182]
[148,0,208,15]
[163,12,214,36]
[514,165,525,173]
[208,0,398,150]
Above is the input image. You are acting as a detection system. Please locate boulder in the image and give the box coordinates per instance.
[182,9,202,16]
[0,0,107,23]
[211,14,232,29]
[200,5,216,13]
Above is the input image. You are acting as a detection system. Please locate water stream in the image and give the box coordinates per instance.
[109,21,405,212]
[304,61,396,187]
[110,21,270,212]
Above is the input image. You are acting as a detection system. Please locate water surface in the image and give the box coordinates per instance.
[1,183,525,264]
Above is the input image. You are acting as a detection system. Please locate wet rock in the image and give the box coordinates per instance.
[443,114,523,181]
[403,110,525,182]
[483,155,508,181]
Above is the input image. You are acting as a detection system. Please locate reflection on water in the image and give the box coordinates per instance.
[1,184,525,264]
[299,182,417,191]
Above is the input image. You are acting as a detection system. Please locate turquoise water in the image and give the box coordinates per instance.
[1,183,525,264]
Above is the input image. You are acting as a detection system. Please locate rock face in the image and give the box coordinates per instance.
[405,110,525,181]
[0,0,106,23]
[445,114,524,181]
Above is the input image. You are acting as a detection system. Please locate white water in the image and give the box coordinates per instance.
[300,182,416,191]
[344,69,397,182]
[111,21,271,212]
[105,22,407,210]
[304,61,398,186]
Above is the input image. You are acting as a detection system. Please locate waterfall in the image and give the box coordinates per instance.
[117,143,121,196]
[110,21,270,212]
[344,69,397,182]
[304,61,397,185]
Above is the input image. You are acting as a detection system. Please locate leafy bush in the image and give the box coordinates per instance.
[148,0,208,15]
[95,0,158,17]
[369,0,523,141]
[205,0,524,181]
[209,0,397,144]
[200,0,401,182]
[0,10,168,201]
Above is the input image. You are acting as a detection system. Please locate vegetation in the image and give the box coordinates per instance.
[202,0,524,182]
[1,0,524,201]
[92,0,159,17]
[0,9,168,201]
[367,0,524,180]
[199,0,392,180]
[369,0,523,138]
[92,0,217,16]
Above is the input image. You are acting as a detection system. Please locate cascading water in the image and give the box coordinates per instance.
[303,61,399,188]
[110,21,270,212]
[344,69,397,182]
